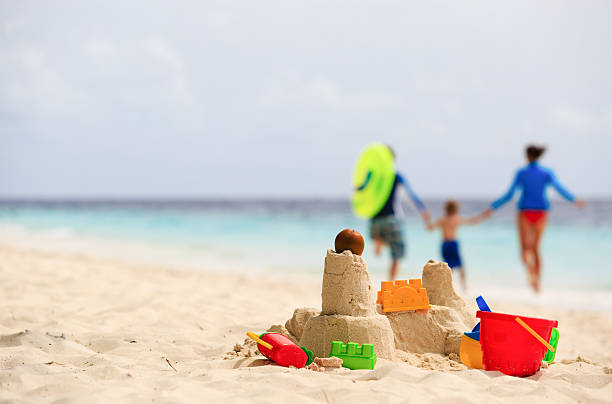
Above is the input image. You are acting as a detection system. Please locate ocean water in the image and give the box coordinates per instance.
[1,199,611,311]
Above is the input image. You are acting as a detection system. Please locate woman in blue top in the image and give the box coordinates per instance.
[485,145,585,292]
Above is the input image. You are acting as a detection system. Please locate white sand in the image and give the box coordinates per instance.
[1,244,611,403]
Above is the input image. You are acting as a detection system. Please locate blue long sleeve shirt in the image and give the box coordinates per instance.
[491,162,575,211]
[374,173,426,218]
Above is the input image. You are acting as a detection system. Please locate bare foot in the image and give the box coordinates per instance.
[533,276,541,293]
[527,271,539,293]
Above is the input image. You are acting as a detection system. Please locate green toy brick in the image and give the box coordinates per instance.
[330,341,377,370]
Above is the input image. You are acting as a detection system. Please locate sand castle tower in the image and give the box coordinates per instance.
[382,259,477,355]
[299,242,396,359]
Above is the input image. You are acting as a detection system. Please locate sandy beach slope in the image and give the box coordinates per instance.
[1,245,611,403]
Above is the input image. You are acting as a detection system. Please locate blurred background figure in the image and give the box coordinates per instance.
[427,200,490,291]
[358,145,430,280]
[486,145,586,293]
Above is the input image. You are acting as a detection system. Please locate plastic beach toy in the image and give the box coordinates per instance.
[460,333,484,369]
[376,279,430,312]
[543,327,559,364]
[351,143,396,218]
[471,295,492,333]
[247,332,312,368]
[476,295,491,312]
[515,317,555,352]
[476,311,558,377]
[330,341,377,370]
[460,296,490,369]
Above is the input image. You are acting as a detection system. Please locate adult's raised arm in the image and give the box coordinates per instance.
[549,171,586,208]
[548,170,577,202]
[490,171,520,210]
[397,174,430,221]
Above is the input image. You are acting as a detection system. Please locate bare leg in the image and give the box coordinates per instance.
[517,213,530,274]
[518,213,538,291]
[374,238,384,256]
[532,216,548,292]
[458,267,467,291]
[390,259,399,281]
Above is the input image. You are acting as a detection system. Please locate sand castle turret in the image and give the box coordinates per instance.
[321,250,377,317]
[382,260,477,355]
[299,246,395,360]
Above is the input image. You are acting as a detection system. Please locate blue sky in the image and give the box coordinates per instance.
[1,1,611,198]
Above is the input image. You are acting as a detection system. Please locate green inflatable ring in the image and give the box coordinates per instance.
[351,143,396,218]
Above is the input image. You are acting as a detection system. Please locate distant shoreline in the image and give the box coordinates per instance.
[1,197,611,207]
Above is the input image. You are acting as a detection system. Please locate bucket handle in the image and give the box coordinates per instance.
[247,331,273,350]
[515,317,555,352]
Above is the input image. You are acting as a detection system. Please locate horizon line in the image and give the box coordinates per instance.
[1,196,611,203]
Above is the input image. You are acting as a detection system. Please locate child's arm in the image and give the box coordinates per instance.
[458,211,491,225]
[427,218,442,231]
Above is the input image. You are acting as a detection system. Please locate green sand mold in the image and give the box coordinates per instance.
[543,327,559,364]
[330,341,377,370]
[301,346,314,366]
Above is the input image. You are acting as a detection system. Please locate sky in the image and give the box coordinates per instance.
[1,0,611,199]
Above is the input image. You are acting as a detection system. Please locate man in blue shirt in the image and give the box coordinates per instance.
[370,147,430,280]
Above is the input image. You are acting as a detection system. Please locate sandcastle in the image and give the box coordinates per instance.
[298,249,396,359]
[287,233,477,360]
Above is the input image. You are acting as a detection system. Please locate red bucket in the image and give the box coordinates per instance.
[476,311,558,377]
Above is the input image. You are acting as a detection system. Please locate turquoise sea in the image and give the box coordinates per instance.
[1,199,611,310]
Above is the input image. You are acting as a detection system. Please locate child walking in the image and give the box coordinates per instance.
[427,200,490,290]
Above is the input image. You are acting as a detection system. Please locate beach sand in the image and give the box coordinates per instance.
[1,244,611,403]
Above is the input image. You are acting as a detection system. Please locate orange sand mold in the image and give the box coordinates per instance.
[377,279,431,313]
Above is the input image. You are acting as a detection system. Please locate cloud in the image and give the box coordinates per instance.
[548,105,612,134]
[85,38,117,63]
[144,38,193,106]
[3,16,24,35]
[259,77,407,110]
[1,46,79,117]
[146,39,183,71]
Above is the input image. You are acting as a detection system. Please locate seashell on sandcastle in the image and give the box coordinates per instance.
[288,230,477,361]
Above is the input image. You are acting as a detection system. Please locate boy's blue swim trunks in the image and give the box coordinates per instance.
[370,216,405,259]
[441,240,462,269]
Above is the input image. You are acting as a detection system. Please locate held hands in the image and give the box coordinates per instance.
[422,211,433,230]
[477,208,493,222]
